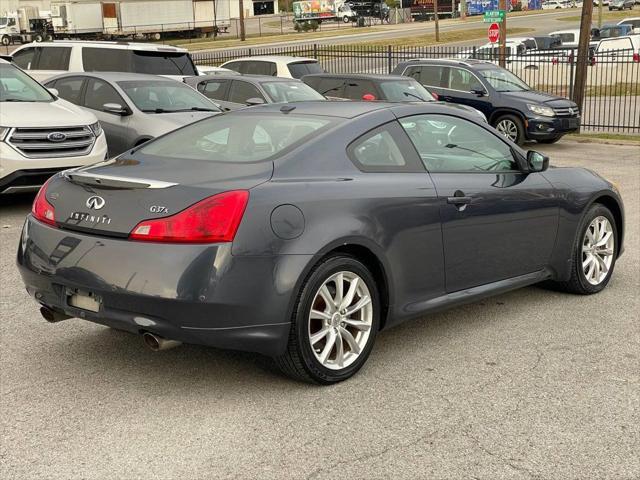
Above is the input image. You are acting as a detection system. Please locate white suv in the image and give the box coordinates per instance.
[220,56,324,79]
[0,60,107,194]
[10,41,198,83]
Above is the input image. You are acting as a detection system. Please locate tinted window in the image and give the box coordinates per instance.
[378,80,434,102]
[12,47,37,69]
[343,80,378,100]
[287,61,323,79]
[228,80,264,104]
[84,78,124,111]
[36,47,71,70]
[49,76,84,105]
[404,65,445,88]
[478,68,530,92]
[399,115,517,172]
[198,80,229,101]
[261,81,325,102]
[447,67,481,92]
[308,77,344,97]
[226,61,277,76]
[118,80,218,112]
[82,48,196,75]
[0,63,53,102]
[83,48,130,71]
[139,114,336,163]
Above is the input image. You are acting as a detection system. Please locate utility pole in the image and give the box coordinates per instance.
[434,0,440,42]
[573,0,593,122]
[598,0,603,28]
[239,0,246,41]
[498,0,506,68]
[461,0,466,20]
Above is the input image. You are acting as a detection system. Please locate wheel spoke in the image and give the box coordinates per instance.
[592,256,601,281]
[319,285,337,312]
[585,228,596,246]
[340,276,359,311]
[310,309,331,321]
[345,296,371,316]
[340,327,361,355]
[586,259,596,281]
[334,273,344,308]
[343,318,371,331]
[310,327,331,345]
[597,248,614,256]
[334,332,345,368]
[582,254,594,269]
[319,330,337,364]
[594,254,609,274]
[595,231,612,247]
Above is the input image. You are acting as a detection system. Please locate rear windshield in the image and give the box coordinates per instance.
[261,81,326,103]
[139,113,338,163]
[82,48,197,75]
[287,61,323,79]
[378,80,434,102]
[117,80,219,113]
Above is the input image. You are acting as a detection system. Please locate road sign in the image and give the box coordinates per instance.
[483,10,506,23]
[488,22,500,43]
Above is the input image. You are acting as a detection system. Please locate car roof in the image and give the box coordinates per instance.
[17,40,188,52]
[186,74,301,85]
[223,56,318,64]
[398,58,493,67]
[248,101,393,119]
[301,73,415,81]
[45,71,180,83]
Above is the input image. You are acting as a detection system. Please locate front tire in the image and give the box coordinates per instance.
[1,35,10,46]
[275,255,380,384]
[551,204,618,295]
[493,114,525,145]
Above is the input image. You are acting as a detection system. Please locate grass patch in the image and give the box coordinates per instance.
[567,132,640,143]
[358,27,534,48]
[556,9,632,23]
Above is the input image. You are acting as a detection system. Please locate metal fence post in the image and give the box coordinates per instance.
[313,44,318,60]
[387,45,392,74]
[569,48,575,100]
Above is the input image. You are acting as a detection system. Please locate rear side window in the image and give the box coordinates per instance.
[228,81,264,104]
[12,47,37,69]
[404,65,444,88]
[84,78,124,111]
[347,122,424,173]
[82,48,196,75]
[225,61,277,76]
[287,61,323,79]
[83,48,130,71]
[343,80,378,101]
[36,47,71,70]
[198,80,230,101]
[50,76,85,105]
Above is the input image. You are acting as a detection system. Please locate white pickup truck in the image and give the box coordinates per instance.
[0,60,107,194]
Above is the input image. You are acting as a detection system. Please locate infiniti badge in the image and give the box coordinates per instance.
[86,196,106,210]
[47,132,67,142]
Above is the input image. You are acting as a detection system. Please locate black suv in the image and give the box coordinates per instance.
[392,59,580,145]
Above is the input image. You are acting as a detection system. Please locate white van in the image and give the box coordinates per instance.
[10,41,198,83]
[594,34,640,62]
[0,60,107,194]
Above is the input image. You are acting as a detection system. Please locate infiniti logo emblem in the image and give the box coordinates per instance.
[86,196,106,210]
[47,132,67,142]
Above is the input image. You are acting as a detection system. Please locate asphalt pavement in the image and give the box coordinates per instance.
[0,139,638,479]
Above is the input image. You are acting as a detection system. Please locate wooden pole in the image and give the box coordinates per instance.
[498,0,506,68]
[461,0,466,20]
[434,0,440,42]
[573,0,593,121]
[239,0,246,41]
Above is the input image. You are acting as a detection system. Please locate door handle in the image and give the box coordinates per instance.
[447,196,472,205]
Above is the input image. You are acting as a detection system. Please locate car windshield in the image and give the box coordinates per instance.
[139,113,338,163]
[0,63,53,102]
[287,61,323,79]
[261,81,326,103]
[478,68,530,92]
[378,80,435,102]
[117,80,220,113]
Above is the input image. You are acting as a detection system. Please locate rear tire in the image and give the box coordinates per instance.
[34,33,43,42]
[493,114,525,145]
[549,204,618,295]
[275,255,380,384]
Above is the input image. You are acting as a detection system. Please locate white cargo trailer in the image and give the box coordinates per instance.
[51,1,103,36]
[193,0,231,36]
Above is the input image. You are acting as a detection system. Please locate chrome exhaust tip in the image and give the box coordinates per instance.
[142,332,182,352]
[40,306,71,323]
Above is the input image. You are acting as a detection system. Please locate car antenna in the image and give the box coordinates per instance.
[280,105,296,114]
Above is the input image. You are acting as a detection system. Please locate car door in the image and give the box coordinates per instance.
[438,67,493,118]
[399,113,559,293]
[83,77,131,155]
[196,79,235,110]
[228,80,266,106]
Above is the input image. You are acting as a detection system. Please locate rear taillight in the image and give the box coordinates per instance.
[633,53,640,63]
[432,92,439,100]
[31,178,56,226]
[361,93,376,101]
[129,190,249,244]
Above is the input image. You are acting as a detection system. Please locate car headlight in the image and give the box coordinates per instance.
[89,122,102,137]
[527,104,555,117]
[0,126,10,142]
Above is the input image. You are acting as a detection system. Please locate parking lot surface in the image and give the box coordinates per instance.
[1,140,638,479]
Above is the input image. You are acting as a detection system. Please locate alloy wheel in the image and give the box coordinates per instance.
[582,216,615,285]
[496,119,519,142]
[308,271,373,370]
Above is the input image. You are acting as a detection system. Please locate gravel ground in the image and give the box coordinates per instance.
[1,140,638,480]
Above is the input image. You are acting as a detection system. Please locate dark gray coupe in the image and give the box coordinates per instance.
[18,102,624,384]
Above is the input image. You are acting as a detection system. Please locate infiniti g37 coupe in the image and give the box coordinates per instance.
[17,102,624,384]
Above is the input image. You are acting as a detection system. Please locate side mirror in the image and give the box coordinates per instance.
[470,85,487,96]
[527,150,549,172]
[47,87,59,97]
[103,102,130,116]
[245,97,265,106]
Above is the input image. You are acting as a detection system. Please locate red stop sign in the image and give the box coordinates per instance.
[488,23,500,43]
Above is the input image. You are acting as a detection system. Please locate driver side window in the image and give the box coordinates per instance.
[399,114,518,173]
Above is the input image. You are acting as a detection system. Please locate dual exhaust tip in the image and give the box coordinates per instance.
[40,307,181,351]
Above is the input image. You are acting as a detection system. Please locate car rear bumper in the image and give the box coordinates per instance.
[17,216,311,356]
[526,115,580,139]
